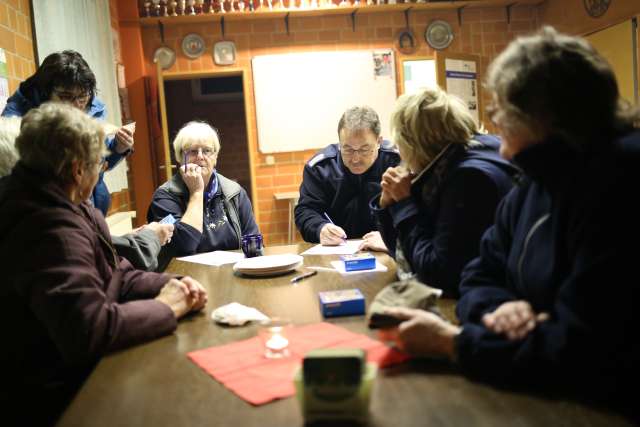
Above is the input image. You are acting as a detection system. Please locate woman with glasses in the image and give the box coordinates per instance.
[1,50,134,216]
[365,86,517,297]
[147,121,259,270]
[379,27,640,414]
[0,103,207,425]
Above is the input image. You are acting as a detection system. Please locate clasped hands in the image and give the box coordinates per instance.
[380,165,413,208]
[155,276,208,319]
[379,300,549,359]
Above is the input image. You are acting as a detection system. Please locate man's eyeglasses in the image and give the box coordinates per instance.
[53,90,91,105]
[184,147,216,158]
[340,145,375,158]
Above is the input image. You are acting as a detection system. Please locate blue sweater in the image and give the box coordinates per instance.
[2,86,127,215]
[455,131,640,407]
[372,135,517,297]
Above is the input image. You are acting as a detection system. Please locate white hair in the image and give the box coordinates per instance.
[173,121,221,163]
[0,116,22,177]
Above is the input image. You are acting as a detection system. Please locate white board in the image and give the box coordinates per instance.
[252,50,397,153]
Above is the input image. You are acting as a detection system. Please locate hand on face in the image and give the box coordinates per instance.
[482,300,549,341]
[380,166,413,205]
[377,307,460,359]
[319,223,347,246]
[358,231,388,253]
[179,162,205,194]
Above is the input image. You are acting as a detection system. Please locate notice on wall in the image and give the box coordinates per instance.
[0,48,9,114]
[445,58,479,125]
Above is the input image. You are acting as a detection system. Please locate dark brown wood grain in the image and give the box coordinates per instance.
[56,244,633,427]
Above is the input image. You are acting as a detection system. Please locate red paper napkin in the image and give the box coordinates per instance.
[187,322,408,405]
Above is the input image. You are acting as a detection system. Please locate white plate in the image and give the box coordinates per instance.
[233,254,303,276]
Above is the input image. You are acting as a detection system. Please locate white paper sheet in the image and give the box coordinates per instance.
[330,260,388,275]
[177,250,245,266]
[301,240,363,256]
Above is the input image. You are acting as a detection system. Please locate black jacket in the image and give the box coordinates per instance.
[295,141,400,242]
[372,135,517,296]
[455,131,640,408]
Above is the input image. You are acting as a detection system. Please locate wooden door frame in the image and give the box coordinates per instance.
[156,68,258,215]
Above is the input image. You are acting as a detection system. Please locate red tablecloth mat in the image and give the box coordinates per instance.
[187,322,408,405]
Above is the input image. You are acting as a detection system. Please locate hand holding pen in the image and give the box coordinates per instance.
[319,212,347,246]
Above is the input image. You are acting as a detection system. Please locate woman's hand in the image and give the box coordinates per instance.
[155,279,194,319]
[482,300,549,341]
[359,231,388,253]
[381,166,413,204]
[181,276,208,312]
[378,307,460,359]
[319,223,347,246]
[180,163,205,195]
[140,222,174,246]
[114,126,135,154]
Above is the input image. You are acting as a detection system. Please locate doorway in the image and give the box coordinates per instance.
[162,73,253,200]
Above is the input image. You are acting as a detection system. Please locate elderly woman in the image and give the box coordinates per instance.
[364,86,516,297]
[1,50,134,215]
[381,27,640,413]
[148,121,259,270]
[0,103,207,425]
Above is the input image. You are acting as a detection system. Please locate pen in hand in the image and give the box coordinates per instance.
[290,270,318,283]
[323,212,347,241]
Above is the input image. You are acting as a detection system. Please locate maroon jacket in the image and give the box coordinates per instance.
[0,163,176,393]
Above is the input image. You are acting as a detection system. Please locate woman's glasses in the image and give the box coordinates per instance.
[184,147,216,158]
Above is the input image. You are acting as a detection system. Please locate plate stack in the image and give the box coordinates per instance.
[233,254,303,277]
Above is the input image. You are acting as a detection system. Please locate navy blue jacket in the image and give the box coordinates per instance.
[372,135,517,297]
[455,131,640,405]
[147,172,259,271]
[2,85,127,215]
[295,141,400,242]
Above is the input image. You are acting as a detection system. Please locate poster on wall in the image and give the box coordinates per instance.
[0,48,9,114]
[444,58,479,124]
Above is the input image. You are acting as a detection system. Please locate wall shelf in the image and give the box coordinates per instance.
[131,0,543,27]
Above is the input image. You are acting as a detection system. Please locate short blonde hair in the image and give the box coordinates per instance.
[391,86,478,170]
[0,116,21,177]
[15,102,105,185]
[173,121,221,163]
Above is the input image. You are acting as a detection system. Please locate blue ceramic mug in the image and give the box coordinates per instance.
[241,234,264,258]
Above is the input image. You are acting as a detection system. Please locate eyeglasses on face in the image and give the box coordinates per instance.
[184,147,216,158]
[53,89,91,105]
[340,145,375,158]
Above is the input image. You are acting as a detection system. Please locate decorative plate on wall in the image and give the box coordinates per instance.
[583,0,611,18]
[153,46,176,70]
[424,20,454,50]
[214,41,237,66]
[182,33,205,59]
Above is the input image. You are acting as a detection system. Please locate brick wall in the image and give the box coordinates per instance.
[138,5,539,245]
[0,0,35,93]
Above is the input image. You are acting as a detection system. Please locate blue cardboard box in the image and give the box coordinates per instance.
[318,289,366,318]
[340,253,376,272]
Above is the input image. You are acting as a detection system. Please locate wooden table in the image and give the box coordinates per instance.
[56,244,632,426]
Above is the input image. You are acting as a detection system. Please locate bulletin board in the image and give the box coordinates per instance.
[252,50,397,153]
[436,52,482,126]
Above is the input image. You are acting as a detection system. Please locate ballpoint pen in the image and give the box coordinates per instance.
[323,212,347,240]
[290,270,318,283]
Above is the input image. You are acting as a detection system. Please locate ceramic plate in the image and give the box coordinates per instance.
[182,33,205,59]
[153,46,176,70]
[233,254,304,277]
[425,20,454,50]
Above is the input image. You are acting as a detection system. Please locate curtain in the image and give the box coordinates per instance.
[32,0,128,192]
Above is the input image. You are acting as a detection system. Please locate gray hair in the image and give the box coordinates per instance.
[16,102,105,186]
[337,106,381,139]
[173,121,221,163]
[486,26,638,147]
[391,86,479,171]
[0,116,21,177]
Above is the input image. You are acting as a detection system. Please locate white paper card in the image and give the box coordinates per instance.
[177,250,245,266]
[301,240,363,256]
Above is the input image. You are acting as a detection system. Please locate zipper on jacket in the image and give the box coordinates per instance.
[517,213,550,289]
